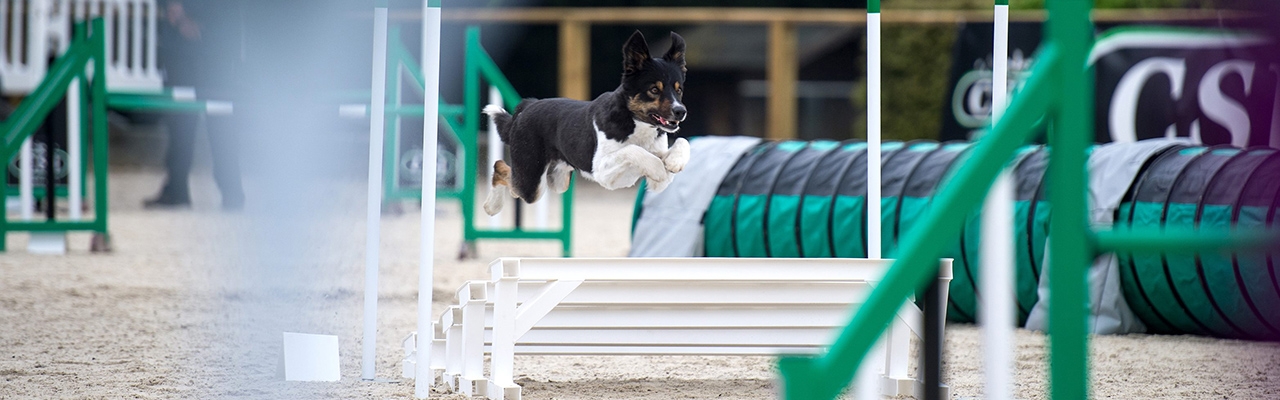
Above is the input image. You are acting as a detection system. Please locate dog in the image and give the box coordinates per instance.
[482,30,691,216]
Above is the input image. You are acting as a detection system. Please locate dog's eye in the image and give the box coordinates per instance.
[648,87,660,96]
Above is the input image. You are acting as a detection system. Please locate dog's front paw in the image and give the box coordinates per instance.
[647,172,674,193]
[664,137,691,173]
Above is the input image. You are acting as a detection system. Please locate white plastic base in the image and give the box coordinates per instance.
[458,376,487,397]
[27,232,67,255]
[487,380,521,400]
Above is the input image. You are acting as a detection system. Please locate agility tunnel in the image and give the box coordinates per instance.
[1118,145,1280,340]
[699,140,1049,325]
[633,138,1280,340]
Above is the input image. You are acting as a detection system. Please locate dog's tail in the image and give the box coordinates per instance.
[482,104,515,143]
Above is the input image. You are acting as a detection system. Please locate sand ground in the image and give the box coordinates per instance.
[1,169,1278,399]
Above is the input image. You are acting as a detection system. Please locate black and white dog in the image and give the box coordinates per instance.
[482,31,691,216]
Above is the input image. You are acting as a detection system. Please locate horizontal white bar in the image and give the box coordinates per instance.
[508,345,824,356]
[339,104,369,118]
[494,258,953,281]
[494,257,902,281]
[206,101,233,115]
[491,304,867,329]
[496,327,843,347]
[508,280,874,305]
[171,86,196,101]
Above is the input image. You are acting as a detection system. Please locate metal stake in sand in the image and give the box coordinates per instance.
[416,0,443,397]
[362,3,389,382]
[855,1,882,399]
[980,1,1015,399]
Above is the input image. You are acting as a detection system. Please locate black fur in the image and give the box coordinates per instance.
[486,30,687,203]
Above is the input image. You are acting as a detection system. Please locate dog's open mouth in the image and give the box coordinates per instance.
[650,114,679,130]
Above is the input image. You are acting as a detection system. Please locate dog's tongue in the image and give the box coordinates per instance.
[655,115,668,126]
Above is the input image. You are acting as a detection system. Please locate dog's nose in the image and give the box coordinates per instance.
[672,105,687,121]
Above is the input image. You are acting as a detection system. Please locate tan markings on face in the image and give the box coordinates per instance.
[655,82,663,91]
[629,88,666,120]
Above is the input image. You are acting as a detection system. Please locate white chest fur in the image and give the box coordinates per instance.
[580,119,673,190]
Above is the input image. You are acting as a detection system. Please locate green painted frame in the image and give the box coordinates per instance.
[0,19,109,251]
[376,25,573,256]
[461,26,574,256]
[382,25,466,203]
[777,2,1275,399]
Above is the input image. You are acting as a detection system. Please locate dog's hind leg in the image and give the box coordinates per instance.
[483,160,513,216]
[545,161,574,194]
[508,142,548,204]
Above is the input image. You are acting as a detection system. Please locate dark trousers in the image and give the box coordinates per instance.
[159,113,244,203]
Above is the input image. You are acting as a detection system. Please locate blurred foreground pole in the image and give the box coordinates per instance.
[362,3,388,382]
[415,0,442,397]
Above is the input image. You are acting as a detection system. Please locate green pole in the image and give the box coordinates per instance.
[384,26,402,204]
[463,26,481,250]
[90,18,109,241]
[1044,1,1093,399]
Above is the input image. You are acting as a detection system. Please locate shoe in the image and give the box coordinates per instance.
[143,195,191,209]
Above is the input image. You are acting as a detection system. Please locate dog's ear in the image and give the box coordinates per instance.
[622,30,650,76]
[663,32,686,72]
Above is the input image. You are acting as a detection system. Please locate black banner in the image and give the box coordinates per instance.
[940,23,1280,148]
[1092,28,1277,148]
[940,22,1043,142]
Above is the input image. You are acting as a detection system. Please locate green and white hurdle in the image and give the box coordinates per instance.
[3,0,231,254]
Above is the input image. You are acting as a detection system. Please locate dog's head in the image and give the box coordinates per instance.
[620,30,686,133]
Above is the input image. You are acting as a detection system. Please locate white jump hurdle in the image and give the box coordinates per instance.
[403,257,952,399]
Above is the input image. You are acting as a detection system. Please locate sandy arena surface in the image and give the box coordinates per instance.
[2,169,1278,399]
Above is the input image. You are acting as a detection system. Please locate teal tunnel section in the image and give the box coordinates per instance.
[1119,146,1280,341]
[687,140,1280,339]
[702,140,1051,325]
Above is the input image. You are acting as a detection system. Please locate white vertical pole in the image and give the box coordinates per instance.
[146,0,157,76]
[0,0,9,67]
[27,0,48,76]
[9,0,22,71]
[487,85,502,228]
[68,78,82,221]
[130,0,141,74]
[415,0,442,397]
[362,5,389,382]
[982,3,1015,400]
[865,12,881,263]
[993,4,1010,125]
[858,5,883,400]
[18,138,33,221]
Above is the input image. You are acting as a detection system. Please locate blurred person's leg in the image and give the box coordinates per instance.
[207,114,244,210]
[146,113,198,208]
